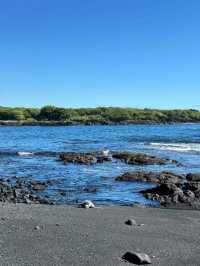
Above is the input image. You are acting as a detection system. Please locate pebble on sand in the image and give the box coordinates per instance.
[125,219,137,226]
[122,252,152,264]
[34,226,41,230]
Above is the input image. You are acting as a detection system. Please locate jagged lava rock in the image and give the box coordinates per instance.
[116,171,184,184]
[112,151,180,165]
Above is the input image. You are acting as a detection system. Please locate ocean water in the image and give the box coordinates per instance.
[0,124,200,206]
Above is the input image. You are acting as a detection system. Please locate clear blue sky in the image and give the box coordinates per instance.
[0,0,200,109]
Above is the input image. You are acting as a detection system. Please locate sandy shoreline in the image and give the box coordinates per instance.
[0,204,200,266]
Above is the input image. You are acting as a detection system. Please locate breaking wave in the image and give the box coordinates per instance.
[149,142,200,153]
[17,151,34,156]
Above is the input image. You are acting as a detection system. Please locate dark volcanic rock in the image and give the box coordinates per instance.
[116,170,200,209]
[14,178,59,192]
[195,189,200,198]
[143,183,182,196]
[116,171,184,184]
[46,179,62,186]
[184,181,200,191]
[0,177,58,205]
[60,152,111,165]
[60,152,97,164]
[31,182,47,192]
[186,173,200,182]
[125,219,137,226]
[122,252,151,264]
[112,151,180,165]
[58,189,67,196]
[142,181,200,207]
[35,151,59,157]
[184,190,195,200]
[58,150,180,166]
[96,156,111,163]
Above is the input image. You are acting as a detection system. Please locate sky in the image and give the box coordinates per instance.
[0,0,200,109]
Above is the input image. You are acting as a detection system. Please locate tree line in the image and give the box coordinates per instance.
[0,106,200,124]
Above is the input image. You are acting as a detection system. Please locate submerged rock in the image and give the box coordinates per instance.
[58,189,67,196]
[83,186,98,193]
[31,182,47,192]
[14,178,60,193]
[35,151,59,157]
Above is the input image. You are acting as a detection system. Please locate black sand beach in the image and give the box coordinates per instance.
[0,203,200,266]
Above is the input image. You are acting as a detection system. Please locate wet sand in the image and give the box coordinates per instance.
[0,203,200,266]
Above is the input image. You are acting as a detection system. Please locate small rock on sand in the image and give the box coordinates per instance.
[80,200,95,209]
[34,226,41,230]
[138,223,145,227]
[122,252,152,264]
[125,219,137,226]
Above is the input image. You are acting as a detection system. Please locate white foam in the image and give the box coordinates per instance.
[102,150,110,156]
[17,152,34,156]
[150,142,200,153]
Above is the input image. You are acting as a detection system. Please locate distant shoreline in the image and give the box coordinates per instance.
[0,120,199,126]
[1,106,200,125]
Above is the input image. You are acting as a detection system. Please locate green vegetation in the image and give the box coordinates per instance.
[0,106,200,125]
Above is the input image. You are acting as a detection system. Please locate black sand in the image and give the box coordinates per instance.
[0,204,200,265]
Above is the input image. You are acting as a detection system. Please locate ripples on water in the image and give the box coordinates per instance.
[0,124,200,206]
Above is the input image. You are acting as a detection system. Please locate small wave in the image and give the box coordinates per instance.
[82,168,100,173]
[149,142,200,153]
[63,139,100,145]
[17,152,34,156]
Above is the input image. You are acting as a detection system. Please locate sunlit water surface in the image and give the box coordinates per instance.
[0,124,200,206]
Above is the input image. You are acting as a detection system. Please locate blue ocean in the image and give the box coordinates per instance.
[0,124,200,205]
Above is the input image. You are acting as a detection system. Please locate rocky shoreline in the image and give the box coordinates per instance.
[57,151,200,209]
[59,151,180,166]
[116,172,200,209]
[1,150,200,210]
[0,177,58,205]
[1,150,180,165]
[0,120,195,126]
